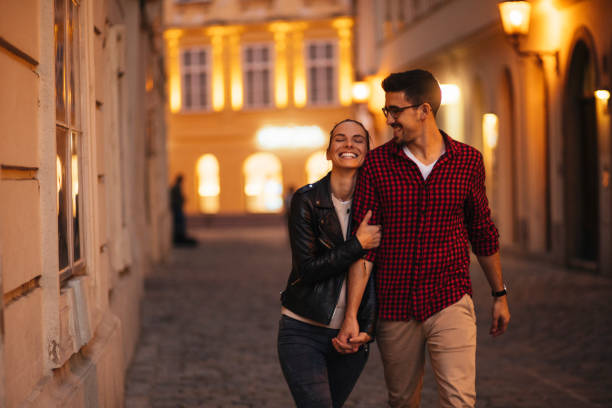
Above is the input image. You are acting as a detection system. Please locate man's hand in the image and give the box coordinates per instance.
[332,316,360,354]
[490,296,510,337]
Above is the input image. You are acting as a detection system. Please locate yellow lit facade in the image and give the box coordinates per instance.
[164,1,356,214]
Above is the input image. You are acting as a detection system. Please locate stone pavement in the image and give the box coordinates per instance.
[125,222,612,407]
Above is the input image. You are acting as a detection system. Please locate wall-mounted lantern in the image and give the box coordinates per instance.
[498,1,559,73]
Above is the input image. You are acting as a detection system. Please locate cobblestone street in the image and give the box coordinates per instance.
[125,220,612,408]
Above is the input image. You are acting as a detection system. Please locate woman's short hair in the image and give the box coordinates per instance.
[382,69,442,116]
[328,119,371,151]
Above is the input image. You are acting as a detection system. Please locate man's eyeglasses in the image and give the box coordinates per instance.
[382,103,422,119]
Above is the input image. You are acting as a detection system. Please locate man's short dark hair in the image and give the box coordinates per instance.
[382,69,442,116]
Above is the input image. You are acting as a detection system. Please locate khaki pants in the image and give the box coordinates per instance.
[377,294,477,408]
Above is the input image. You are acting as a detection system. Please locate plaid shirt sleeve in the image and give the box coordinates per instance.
[352,158,382,262]
[464,151,499,256]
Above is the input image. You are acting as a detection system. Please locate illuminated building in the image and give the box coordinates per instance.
[163,0,356,214]
[354,0,612,273]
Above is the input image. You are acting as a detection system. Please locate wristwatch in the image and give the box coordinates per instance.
[492,284,507,297]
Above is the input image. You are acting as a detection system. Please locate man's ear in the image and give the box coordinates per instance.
[420,103,431,119]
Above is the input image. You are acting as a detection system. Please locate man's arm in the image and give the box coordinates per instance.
[476,252,510,337]
[332,259,374,353]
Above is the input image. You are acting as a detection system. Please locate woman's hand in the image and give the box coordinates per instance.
[355,210,381,250]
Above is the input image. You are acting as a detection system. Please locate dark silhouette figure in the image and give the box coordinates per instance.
[170,174,197,247]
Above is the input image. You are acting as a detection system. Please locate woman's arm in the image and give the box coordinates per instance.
[288,192,365,284]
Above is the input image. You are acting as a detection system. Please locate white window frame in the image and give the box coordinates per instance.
[242,42,274,109]
[180,46,212,112]
[305,40,338,106]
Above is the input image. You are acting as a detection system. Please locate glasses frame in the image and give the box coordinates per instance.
[382,103,422,119]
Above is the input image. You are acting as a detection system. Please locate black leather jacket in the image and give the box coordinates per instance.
[280,173,377,335]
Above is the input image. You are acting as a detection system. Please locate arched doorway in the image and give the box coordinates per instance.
[196,154,220,213]
[243,152,283,213]
[497,68,519,245]
[564,39,598,266]
[305,150,332,184]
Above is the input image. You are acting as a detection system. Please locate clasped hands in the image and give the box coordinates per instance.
[332,316,371,354]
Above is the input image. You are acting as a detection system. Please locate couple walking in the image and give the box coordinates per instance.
[278,69,511,408]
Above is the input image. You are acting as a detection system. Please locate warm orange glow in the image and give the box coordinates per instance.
[595,90,610,102]
[243,153,283,213]
[272,28,289,108]
[164,29,182,112]
[333,17,354,106]
[197,154,220,213]
[229,33,243,110]
[367,75,385,115]
[293,30,307,108]
[498,1,532,36]
[483,113,499,149]
[206,27,226,111]
[306,151,332,184]
[352,82,370,103]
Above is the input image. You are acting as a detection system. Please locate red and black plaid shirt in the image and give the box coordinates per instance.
[352,131,499,322]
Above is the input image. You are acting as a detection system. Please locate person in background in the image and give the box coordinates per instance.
[278,119,381,408]
[170,174,197,247]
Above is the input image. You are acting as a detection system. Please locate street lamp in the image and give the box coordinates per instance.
[498,1,559,73]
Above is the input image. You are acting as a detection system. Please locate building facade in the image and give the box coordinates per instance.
[354,0,612,274]
[0,0,170,406]
[164,0,359,214]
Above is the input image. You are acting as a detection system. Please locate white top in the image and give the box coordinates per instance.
[281,194,352,329]
[403,144,446,180]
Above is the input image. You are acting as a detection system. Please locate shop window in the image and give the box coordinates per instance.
[243,153,283,213]
[55,0,84,279]
[305,151,332,184]
[196,154,220,213]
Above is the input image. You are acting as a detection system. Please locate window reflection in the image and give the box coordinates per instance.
[71,132,82,261]
[54,0,66,122]
[57,127,69,270]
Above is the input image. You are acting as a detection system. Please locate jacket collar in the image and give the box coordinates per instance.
[313,172,334,209]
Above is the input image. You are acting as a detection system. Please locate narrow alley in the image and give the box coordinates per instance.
[125,219,612,408]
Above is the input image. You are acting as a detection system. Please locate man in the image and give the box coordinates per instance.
[333,69,510,408]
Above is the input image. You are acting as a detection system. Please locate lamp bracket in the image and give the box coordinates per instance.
[508,35,560,75]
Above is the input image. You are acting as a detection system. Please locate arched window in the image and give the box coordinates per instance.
[305,150,332,184]
[243,153,283,213]
[196,154,220,213]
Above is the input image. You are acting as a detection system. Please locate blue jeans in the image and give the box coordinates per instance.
[277,315,369,408]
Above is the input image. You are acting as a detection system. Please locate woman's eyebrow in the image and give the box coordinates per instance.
[333,133,346,137]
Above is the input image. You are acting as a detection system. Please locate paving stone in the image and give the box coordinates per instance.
[125,224,612,407]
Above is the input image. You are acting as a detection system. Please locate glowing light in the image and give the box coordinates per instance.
[210,33,225,111]
[293,30,307,108]
[71,154,79,217]
[440,84,460,105]
[367,75,385,115]
[352,82,370,103]
[274,31,289,108]
[243,153,283,213]
[483,113,499,149]
[256,125,326,149]
[230,34,243,110]
[333,17,354,107]
[498,1,532,36]
[595,90,610,102]
[164,29,182,113]
[306,151,332,184]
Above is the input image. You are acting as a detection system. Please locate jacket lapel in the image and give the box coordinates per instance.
[314,173,345,245]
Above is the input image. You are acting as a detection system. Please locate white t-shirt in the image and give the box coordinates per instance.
[403,144,446,180]
[281,194,352,329]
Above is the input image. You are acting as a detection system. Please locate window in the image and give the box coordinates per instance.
[305,41,337,106]
[180,47,211,111]
[242,43,273,108]
[55,0,85,279]
[243,153,283,213]
[196,154,220,213]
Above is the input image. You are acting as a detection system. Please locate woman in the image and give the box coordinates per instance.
[278,119,381,408]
